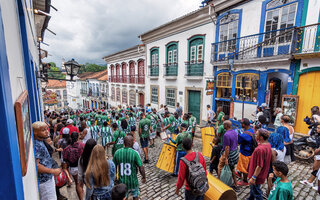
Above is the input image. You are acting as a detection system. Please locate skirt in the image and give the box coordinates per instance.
[236,153,251,174]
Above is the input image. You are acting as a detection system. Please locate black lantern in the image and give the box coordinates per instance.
[64,58,80,81]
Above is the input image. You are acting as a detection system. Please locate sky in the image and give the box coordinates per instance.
[42,0,202,67]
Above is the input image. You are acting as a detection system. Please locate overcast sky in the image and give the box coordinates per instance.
[42,0,202,66]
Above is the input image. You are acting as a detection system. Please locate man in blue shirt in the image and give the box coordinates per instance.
[33,121,62,200]
[236,118,255,186]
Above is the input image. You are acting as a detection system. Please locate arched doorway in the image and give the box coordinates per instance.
[139,93,144,107]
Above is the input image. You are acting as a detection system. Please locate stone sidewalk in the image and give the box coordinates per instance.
[60,135,320,200]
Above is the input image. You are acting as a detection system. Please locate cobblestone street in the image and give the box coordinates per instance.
[60,133,320,200]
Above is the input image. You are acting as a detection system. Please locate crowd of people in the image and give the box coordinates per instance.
[34,103,320,200]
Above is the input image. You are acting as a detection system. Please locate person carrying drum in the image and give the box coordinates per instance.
[162,112,176,142]
[169,123,192,177]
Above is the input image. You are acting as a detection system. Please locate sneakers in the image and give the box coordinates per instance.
[143,159,149,164]
[300,180,313,187]
[237,180,249,186]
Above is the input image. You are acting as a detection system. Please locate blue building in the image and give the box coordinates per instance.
[0,0,51,199]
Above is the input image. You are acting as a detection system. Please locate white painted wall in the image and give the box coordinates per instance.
[144,22,215,121]
[0,0,40,199]
[305,0,320,26]
[301,58,320,70]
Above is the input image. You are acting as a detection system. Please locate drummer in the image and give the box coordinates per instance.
[169,123,192,176]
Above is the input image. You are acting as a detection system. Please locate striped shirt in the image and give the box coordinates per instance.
[100,126,112,146]
[89,125,100,141]
[113,147,142,190]
[128,117,136,127]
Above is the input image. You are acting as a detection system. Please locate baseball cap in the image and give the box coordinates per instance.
[241,118,251,126]
[66,119,74,125]
[62,128,70,135]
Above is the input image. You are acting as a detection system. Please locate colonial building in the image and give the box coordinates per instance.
[78,70,108,110]
[291,0,320,134]
[44,80,67,111]
[103,45,146,108]
[0,0,53,198]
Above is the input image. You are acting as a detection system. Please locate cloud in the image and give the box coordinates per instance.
[42,0,201,66]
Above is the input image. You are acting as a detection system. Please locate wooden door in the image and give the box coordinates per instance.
[139,93,144,107]
[295,71,320,134]
[188,90,201,124]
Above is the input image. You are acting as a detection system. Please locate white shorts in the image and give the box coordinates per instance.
[69,167,78,176]
[150,132,156,139]
[39,176,57,200]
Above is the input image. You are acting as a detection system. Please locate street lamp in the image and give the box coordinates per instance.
[64,58,81,81]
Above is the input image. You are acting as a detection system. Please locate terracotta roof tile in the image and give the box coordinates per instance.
[47,80,66,88]
[78,69,108,81]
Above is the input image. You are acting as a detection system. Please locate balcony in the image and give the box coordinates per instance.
[148,65,159,77]
[80,89,87,95]
[185,61,204,77]
[211,27,298,65]
[163,63,178,78]
[293,23,320,59]
[109,75,145,84]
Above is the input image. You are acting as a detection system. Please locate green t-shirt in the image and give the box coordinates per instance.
[175,131,192,151]
[70,115,77,125]
[218,124,226,145]
[96,114,103,126]
[128,117,136,127]
[101,115,109,124]
[112,130,126,154]
[217,112,225,126]
[139,118,151,138]
[164,115,176,133]
[113,147,142,190]
[147,114,158,131]
[268,177,293,200]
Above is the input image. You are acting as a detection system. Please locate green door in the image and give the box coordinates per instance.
[188,90,201,124]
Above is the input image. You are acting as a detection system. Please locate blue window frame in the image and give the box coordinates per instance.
[215,9,242,60]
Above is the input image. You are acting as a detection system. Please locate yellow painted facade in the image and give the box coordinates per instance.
[295,71,320,134]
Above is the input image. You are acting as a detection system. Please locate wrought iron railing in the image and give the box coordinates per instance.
[149,65,159,76]
[109,75,145,84]
[211,27,297,62]
[185,61,204,76]
[163,63,178,76]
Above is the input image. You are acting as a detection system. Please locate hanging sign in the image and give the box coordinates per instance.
[206,91,213,95]
[206,80,215,91]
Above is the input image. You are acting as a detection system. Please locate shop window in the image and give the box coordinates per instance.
[216,73,232,98]
[235,73,259,102]
[166,88,176,107]
[151,86,158,104]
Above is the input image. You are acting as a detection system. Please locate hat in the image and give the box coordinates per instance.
[62,128,70,135]
[241,118,250,126]
[66,119,73,125]
[260,103,267,107]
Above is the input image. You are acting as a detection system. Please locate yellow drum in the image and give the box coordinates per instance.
[201,127,215,157]
[204,173,237,200]
[156,143,177,173]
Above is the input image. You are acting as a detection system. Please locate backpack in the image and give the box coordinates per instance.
[244,131,258,149]
[64,143,83,167]
[181,152,209,196]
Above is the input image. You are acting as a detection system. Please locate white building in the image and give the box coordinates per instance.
[103,45,146,108]
[66,76,82,110]
[138,7,216,123]
[78,70,108,110]
[44,80,68,111]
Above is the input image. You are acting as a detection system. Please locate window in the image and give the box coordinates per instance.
[122,90,127,105]
[63,90,67,99]
[265,1,297,44]
[57,101,62,107]
[116,88,121,102]
[151,49,159,65]
[166,88,176,107]
[235,73,259,102]
[151,86,158,104]
[189,38,204,63]
[218,14,239,53]
[56,90,61,99]
[129,90,136,106]
[111,87,115,101]
[166,43,178,64]
[216,73,232,98]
